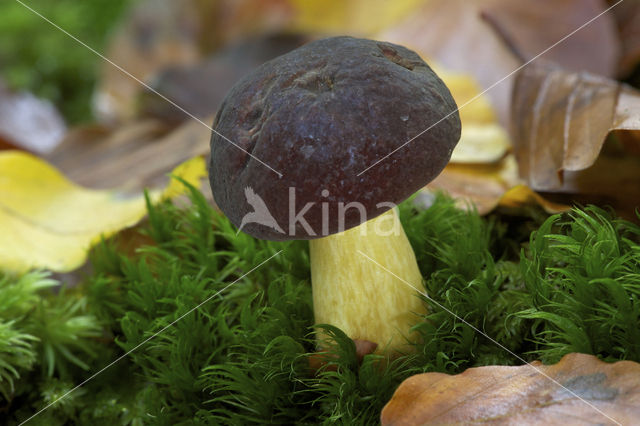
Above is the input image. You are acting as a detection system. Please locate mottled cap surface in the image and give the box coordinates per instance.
[210,36,461,240]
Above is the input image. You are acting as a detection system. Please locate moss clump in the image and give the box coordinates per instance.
[519,208,640,363]
[1,184,638,424]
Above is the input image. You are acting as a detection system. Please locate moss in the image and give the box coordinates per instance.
[1,184,639,424]
[518,207,640,363]
[0,0,134,123]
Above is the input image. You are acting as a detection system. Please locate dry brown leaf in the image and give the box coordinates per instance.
[610,0,640,76]
[481,0,620,77]
[511,64,640,217]
[139,34,307,123]
[425,155,520,214]
[512,65,617,188]
[46,118,211,195]
[381,352,640,425]
[424,155,568,215]
[94,0,294,123]
[379,0,620,126]
[0,84,66,154]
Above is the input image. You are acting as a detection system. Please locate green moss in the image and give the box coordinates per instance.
[0,0,134,123]
[518,207,640,363]
[1,184,639,424]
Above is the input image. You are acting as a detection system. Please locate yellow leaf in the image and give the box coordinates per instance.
[434,67,511,164]
[499,184,570,214]
[0,152,206,273]
[425,155,568,215]
[160,155,208,200]
[433,67,498,125]
[288,0,427,36]
[451,123,510,164]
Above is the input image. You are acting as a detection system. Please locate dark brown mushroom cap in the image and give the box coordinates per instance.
[209,36,461,241]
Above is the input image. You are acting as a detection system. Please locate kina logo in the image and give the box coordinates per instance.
[237,187,285,235]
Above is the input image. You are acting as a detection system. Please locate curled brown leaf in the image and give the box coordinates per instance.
[511,64,640,217]
[381,352,640,425]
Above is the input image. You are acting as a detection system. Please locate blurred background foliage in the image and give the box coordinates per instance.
[0,0,135,123]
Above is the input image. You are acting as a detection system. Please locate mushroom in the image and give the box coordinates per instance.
[209,36,460,354]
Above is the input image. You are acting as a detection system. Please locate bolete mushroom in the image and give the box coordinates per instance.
[209,36,460,354]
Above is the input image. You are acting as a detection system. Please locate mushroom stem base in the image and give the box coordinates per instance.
[309,209,425,355]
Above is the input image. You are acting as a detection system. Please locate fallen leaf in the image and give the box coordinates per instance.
[426,155,518,214]
[381,352,640,425]
[511,64,640,218]
[512,64,617,189]
[434,66,499,125]
[497,185,570,214]
[379,0,620,125]
[138,34,307,123]
[450,123,510,164]
[423,155,569,215]
[94,0,294,123]
[287,0,425,36]
[481,0,620,77]
[378,0,513,126]
[421,67,564,214]
[46,118,211,192]
[616,83,640,130]
[435,67,511,164]
[0,84,66,154]
[609,0,640,77]
[0,151,206,273]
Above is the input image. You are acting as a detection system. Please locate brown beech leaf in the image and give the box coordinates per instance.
[379,0,619,126]
[381,352,640,425]
[46,118,211,195]
[610,0,640,76]
[423,155,568,215]
[511,64,640,217]
[481,0,620,77]
[424,155,520,214]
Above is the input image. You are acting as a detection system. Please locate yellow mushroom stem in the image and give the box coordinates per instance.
[309,208,425,354]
